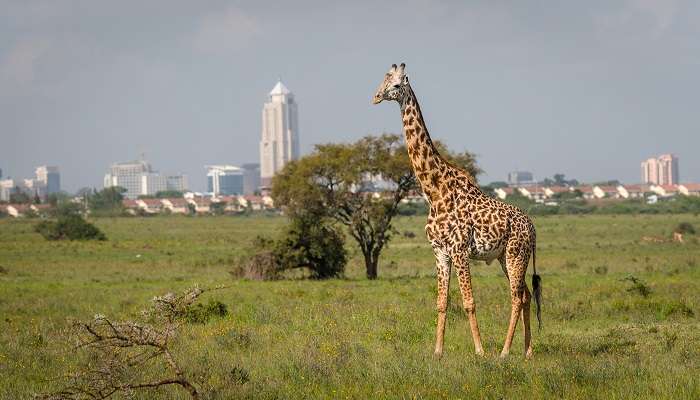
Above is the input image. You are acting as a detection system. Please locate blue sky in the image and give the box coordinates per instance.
[1,0,698,191]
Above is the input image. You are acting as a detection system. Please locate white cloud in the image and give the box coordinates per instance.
[190,6,261,55]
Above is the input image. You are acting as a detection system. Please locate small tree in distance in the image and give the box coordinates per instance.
[273,133,480,280]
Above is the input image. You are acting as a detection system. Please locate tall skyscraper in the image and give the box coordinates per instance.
[642,154,679,185]
[260,80,299,187]
[206,165,244,196]
[35,166,60,194]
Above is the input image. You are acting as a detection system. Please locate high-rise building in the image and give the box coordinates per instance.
[642,154,679,185]
[104,160,152,199]
[104,159,186,198]
[206,165,244,196]
[141,173,167,196]
[242,163,261,195]
[657,154,679,185]
[508,171,534,186]
[260,80,300,187]
[0,178,14,202]
[165,175,188,192]
[23,178,44,198]
[35,166,60,194]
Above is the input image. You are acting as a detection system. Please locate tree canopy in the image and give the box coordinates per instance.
[272,133,480,279]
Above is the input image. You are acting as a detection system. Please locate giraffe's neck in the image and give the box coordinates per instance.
[400,86,448,201]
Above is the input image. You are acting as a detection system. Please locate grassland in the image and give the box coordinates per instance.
[1,214,699,399]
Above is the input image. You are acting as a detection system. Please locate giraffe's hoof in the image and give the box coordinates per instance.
[475,348,485,357]
[433,349,444,359]
[525,349,533,359]
[499,351,509,359]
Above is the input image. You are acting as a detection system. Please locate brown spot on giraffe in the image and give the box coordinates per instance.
[372,62,542,359]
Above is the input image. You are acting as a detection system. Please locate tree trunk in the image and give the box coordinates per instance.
[364,252,378,280]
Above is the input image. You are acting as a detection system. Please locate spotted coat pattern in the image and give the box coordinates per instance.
[373,63,539,358]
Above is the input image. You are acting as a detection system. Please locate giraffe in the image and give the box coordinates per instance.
[372,63,542,358]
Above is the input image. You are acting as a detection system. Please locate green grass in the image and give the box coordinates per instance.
[1,214,699,399]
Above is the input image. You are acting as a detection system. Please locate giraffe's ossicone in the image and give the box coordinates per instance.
[373,63,542,358]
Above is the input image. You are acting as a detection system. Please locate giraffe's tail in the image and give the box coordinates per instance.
[531,239,542,330]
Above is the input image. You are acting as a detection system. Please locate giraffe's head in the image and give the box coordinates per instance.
[372,63,409,105]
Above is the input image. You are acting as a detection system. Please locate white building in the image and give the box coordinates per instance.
[141,173,167,196]
[260,80,300,187]
[104,159,187,199]
[0,179,15,202]
[165,175,188,192]
[104,160,151,198]
[206,165,243,196]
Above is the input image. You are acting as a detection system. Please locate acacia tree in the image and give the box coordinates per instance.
[273,134,480,280]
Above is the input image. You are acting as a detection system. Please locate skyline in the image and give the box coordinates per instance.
[2,1,699,192]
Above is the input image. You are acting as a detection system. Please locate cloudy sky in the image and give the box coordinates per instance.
[1,0,698,191]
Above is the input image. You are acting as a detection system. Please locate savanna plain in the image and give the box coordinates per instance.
[1,214,699,399]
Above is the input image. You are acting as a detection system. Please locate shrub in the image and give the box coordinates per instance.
[34,215,106,241]
[675,222,696,235]
[622,276,651,298]
[229,366,250,385]
[236,214,347,280]
[594,265,609,275]
[183,299,228,324]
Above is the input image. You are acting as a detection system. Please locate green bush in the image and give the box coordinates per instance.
[183,299,228,324]
[236,214,347,280]
[675,222,696,235]
[34,215,106,241]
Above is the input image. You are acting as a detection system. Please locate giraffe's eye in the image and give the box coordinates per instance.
[392,84,400,89]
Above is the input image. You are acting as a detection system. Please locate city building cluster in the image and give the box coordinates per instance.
[2,81,696,218]
[0,166,60,202]
[103,159,187,199]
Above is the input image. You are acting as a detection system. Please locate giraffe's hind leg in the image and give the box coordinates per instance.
[500,243,529,358]
[453,253,484,356]
[500,253,531,357]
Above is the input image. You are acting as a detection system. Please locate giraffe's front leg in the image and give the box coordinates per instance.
[432,247,451,358]
[453,253,484,356]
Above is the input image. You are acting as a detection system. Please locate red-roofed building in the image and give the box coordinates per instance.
[188,197,211,213]
[618,184,647,199]
[162,198,189,214]
[679,183,700,196]
[136,198,163,214]
[493,187,514,200]
[576,186,597,200]
[595,185,620,199]
[1,204,29,217]
[651,184,680,197]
